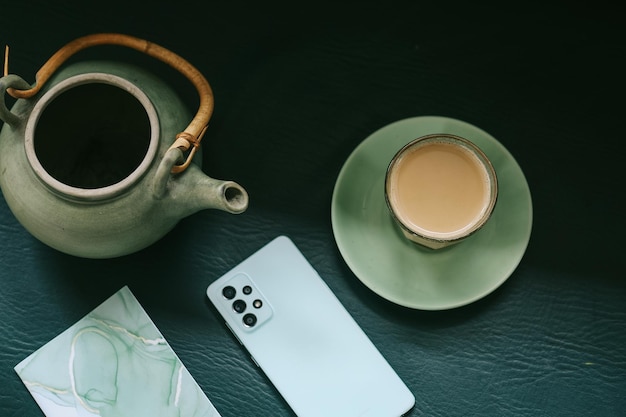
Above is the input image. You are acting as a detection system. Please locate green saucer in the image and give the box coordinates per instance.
[331,116,533,310]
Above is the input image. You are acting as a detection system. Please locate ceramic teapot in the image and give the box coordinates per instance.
[0,33,248,258]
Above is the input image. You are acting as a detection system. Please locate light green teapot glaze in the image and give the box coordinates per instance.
[0,35,248,258]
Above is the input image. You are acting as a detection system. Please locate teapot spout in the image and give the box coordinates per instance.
[193,176,249,214]
[154,148,248,215]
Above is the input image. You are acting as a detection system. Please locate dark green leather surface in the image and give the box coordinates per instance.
[1,1,624,416]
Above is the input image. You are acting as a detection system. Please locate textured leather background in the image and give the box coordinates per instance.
[1,1,624,416]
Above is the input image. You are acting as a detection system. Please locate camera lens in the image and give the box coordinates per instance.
[232,299,247,314]
[242,285,252,295]
[222,286,236,300]
[243,313,257,327]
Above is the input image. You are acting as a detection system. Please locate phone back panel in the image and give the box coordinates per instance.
[207,236,415,417]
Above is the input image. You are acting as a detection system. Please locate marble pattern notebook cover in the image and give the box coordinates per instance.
[15,286,221,417]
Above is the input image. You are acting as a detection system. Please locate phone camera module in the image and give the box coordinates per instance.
[243,313,257,327]
[222,286,236,300]
[232,299,247,314]
[243,285,252,295]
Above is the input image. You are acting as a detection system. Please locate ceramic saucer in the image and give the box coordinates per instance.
[331,116,533,310]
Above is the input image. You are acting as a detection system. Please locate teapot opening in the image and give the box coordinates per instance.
[35,83,150,188]
[25,73,160,201]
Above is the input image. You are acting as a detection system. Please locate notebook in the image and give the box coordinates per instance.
[15,286,221,417]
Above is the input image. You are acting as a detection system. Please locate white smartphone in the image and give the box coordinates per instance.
[206,235,415,417]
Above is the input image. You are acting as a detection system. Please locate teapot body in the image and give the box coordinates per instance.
[0,61,242,258]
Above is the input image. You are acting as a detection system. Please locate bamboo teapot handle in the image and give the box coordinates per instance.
[3,33,213,174]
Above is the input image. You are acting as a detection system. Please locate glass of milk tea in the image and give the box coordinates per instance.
[385,133,498,249]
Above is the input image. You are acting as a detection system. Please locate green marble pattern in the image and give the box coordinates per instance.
[15,286,221,417]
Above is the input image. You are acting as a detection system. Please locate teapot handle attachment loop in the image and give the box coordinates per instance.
[3,33,213,174]
[0,74,31,126]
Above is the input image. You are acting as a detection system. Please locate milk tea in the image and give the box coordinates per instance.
[385,134,497,248]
